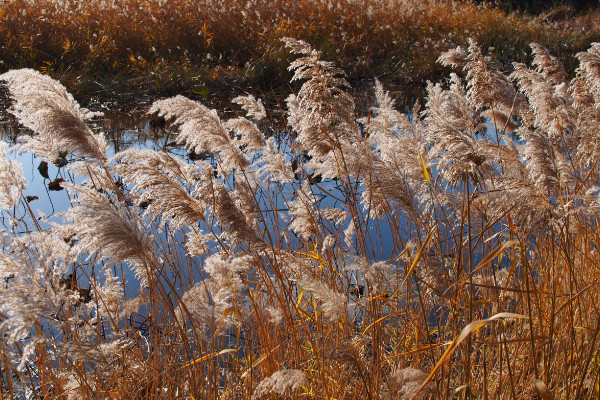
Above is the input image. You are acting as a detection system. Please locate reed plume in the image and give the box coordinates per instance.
[0,69,107,162]
[288,182,320,241]
[0,143,26,210]
[385,367,436,400]
[572,43,600,166]
[149,95,249,174]
[252,369,307,399]
[283,37,358,159]
[112,148,209,230]
[63,183,153,280]
[302,278,347,322]
[423,74,490,186]
[232,95,267,121]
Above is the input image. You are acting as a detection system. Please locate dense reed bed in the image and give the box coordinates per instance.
[1,0,600,104]
[2,37,600,399]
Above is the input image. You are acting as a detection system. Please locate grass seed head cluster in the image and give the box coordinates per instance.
[1,37,600,399]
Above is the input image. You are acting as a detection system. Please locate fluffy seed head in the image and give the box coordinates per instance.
[0,69,107,162]
[252,369,307,399]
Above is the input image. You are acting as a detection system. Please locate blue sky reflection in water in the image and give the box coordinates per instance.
[0,112,414,335]
[0,111,514,315]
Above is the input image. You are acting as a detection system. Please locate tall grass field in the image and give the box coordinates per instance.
[1,1,600,399]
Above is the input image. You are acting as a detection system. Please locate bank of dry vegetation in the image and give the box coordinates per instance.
[1,0,600,106]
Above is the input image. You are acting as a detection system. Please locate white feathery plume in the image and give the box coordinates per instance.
[518,127,561,196]
[265,305,284,324]
[481,137,525,179]
[491,178,554,231]
[424,74,489,186]
[346,256,393,283]
[231,175,260,229]
[288,182,320,241]
[175,282,214,338]
[67,160,119,193]
[319,207,350,242]
[252,369,307,400]
[273,248,316,277]
[385,367,436,400]
[0,143,26,209]
[320,207,349,225]
[258,139,295,184]
[473,268,517,303]
[363,81,432,214]
[344,220,356,248]
[149,95,248,174]
[463,40,516,111]
[185,231,212,257]
[203,253,250,287]
[176,254,251,335]
[362,79,412,147]
[283,37,359,158]
[0,229,80,370]
[359,152,423,218]
[302,279,347,322]
[226,95,267,153]
[570,68,596,111]
[112,149,209,230]
[574,42,600,107]
[281,37,314,55]
[511,62,576,142]
[224,117,265,153]
[571,43,600,165]
[437,45,468,69]
[208,182,262,246]
[322,235,336,252]
[0,68,107,162]
[232,94,267,121]
[486,134,559,228]
[480,108,518,133]
[530,43,568,85]
[360,168,395,217]
[63,183,152,280]
[92,268,141,322]
[67,338,131,365]
[64,374,86,400]
[203,253,251,324]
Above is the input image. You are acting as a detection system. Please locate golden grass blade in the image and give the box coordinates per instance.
[361,311,403,336]
[420,153,430,184]
[456,240,517,286]
[409,312,527,400]
[402,227,436,284]
[241,344,282,379]
[388,342,450,359]
[297,288,305,307]
[180,348,237,370]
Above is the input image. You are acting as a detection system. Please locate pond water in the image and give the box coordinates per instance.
[0,110,405,297]
[1,112,161,229]
[0,105,510,266]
